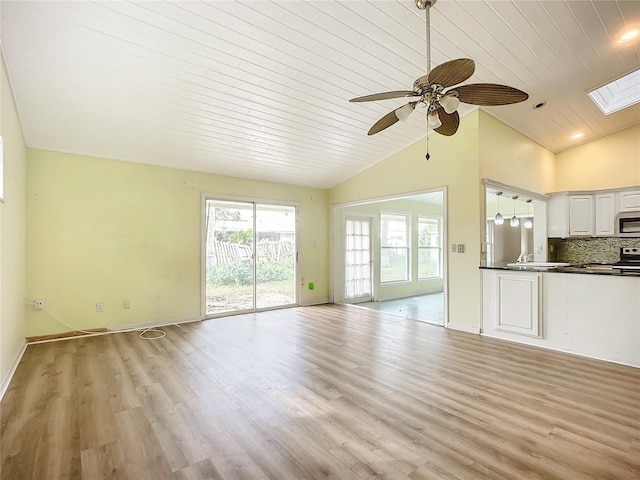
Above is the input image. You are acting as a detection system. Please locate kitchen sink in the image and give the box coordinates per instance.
[506,262,571,270]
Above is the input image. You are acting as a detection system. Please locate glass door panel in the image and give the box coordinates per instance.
[205,200,255,315]
[255,204,297,309]
[345,216,373,303]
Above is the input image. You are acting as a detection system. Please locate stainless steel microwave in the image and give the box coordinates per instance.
[616,212,640,237]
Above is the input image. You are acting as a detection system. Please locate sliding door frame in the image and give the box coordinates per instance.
[200,193,301,319]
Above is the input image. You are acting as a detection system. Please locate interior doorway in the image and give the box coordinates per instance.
[203,197,298,316]
[332,188,447,327]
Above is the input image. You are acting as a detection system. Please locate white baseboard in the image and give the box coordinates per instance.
[447,322,480,334]
[0,341,27,401]
[301,298,330,306]
[480,333,640,369]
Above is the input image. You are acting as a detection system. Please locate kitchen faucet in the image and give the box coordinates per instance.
[516,252,534,263]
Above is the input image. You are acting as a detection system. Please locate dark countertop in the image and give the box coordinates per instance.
[480,263,640,277]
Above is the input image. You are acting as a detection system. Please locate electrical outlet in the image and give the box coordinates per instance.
[451,244,457,252]
[123,299,131,309]
[34,299,45,310]
[457,244,465,253]
[96,303,105,312]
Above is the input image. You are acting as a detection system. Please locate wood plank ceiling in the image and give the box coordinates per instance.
[1,1,639,189]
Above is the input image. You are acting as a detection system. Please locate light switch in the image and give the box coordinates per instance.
[457,244,465,253]
[451,244,457,252]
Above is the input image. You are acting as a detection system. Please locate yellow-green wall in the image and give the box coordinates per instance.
[1,56,27,388]
[554,125,640,191]
[331,111,481,329]
[26,149,329,336]
[479,110,556,194]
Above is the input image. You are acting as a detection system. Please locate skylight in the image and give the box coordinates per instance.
[588,68,640,115]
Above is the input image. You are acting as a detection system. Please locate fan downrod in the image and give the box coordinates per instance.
[415,0,437,10]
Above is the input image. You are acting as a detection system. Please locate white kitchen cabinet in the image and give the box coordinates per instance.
[481,269,640,366]
[547,193,595,237]
[493,272,541,337]
[594,192,616,236]
[569,195,594,236]
[619,190,640,212]
[547,194,569,238]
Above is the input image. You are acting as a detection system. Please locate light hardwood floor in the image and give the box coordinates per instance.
[1,304,639,479]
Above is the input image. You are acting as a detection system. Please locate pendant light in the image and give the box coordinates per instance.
[524,200,533,229]
[510,195,520,227]
[494,192,504,225]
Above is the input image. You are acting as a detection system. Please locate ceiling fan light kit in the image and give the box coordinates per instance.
[350,0,528,142]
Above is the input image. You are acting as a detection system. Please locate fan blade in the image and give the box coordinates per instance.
[453,83,529,106]
[350,91,418,103]
[427,58,475,88]
[367,109,401,135]
[434,108,459,136]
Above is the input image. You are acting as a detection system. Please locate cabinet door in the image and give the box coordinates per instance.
[494,272,541,337]
[569,195,594,236]
[594,193,616,236]
[619,190,640,212]
[547,194,569,238]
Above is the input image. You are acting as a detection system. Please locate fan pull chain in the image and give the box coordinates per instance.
[425,131,430,161]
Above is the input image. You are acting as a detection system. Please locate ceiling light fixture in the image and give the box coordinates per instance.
[428,111,442,129]
[396,103,416,122]
[494,192,504,225]
[570,132,584,140]
[618,27,640,44]
[510,195,520,227]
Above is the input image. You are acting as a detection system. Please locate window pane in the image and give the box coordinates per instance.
[418,216,442,279]
[381,214,408,247]
[381,247,408,282]
[418,247,440,278]
[418,217,439,247]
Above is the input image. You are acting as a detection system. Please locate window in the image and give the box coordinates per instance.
[380,213,409,282]
[418,217,442,278]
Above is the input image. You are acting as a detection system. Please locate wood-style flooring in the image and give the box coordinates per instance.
[1,304,639,479]
[359,293,444,325]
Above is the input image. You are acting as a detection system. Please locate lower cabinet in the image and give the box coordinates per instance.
[493,272,541,337]
[482,269,640,366]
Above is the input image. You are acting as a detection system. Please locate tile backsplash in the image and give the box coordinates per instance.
[555,237,640,264]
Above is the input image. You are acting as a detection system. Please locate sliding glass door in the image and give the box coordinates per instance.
[204,198,297,316]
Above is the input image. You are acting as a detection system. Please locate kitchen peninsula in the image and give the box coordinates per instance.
[480,264,640,367]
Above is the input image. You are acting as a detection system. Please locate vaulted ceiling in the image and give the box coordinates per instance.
[2,1,639,188]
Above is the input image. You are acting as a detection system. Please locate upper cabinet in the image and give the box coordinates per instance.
[569,195,594,236]
[547,186,638,238]
[594,193,616,236]
[547,193,595,238]
[547,194,569,238]
[619,190,640,212]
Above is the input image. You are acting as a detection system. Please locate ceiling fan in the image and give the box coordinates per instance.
[350,0,529,137]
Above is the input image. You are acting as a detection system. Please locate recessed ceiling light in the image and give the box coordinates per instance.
[570,132,584,140]
[588,68,640,115]
[618,27,640,44]
[532,101,547,109]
